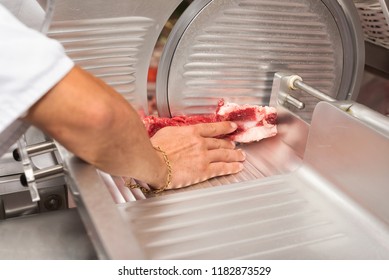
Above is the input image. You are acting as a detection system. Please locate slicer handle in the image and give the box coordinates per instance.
[285,74,336,107]
[281,74,389,134]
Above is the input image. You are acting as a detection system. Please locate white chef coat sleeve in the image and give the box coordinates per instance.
[0,4,74,156]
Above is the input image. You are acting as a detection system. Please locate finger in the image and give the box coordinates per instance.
[204,138,236,150]
[206,162,245,178]
[207,148,246,163]
[195,121,238,138]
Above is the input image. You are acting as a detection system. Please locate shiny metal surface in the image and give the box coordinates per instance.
[2,0,387,260]
[58,147,146,259]
[0,0,55,32]
[357,70,389,115]
[157,0,364,121]
[120,178,389,259]
[63,94,389,259]
[0,127,68,218]
[0,209,97,259]
[17,135,40,201]
[304,101,389,227]
[60,74,389,259]
[125,101,388,259]
[0,178,38,218]
[15,128,66,202]
[294,79,336,103]
[365,41,389,77]
[16,140,56,158]
[0,146,23,176]
[380,0,389,23]
[47,0,182,113]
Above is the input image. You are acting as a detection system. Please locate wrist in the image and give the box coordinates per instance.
[150,146,172,193]
[126,145,172,195]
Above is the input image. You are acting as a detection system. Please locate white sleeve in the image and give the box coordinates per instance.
[0,4,74,155]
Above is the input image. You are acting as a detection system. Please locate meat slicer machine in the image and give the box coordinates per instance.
[0,0,388,259]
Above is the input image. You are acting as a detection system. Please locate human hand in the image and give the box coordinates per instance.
[150,121,246,190]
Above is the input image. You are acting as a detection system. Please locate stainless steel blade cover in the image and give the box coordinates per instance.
[157,0,365,121]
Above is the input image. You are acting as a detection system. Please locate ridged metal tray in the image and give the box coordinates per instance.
[62,95,389,259]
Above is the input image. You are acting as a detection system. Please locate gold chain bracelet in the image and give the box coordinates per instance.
[125,146,172,194]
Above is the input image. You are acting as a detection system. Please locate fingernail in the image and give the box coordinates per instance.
[230,122,238,129]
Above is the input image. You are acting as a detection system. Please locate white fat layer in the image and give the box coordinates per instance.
[218,102,275,121]
[232,126,277,143]
[217,102,241,115]
[237,120,257,129]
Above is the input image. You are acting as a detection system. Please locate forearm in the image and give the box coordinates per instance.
[25,66,167,188]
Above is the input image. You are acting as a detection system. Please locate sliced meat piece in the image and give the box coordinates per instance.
[215,99,277,143]
[143,99,277,143]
